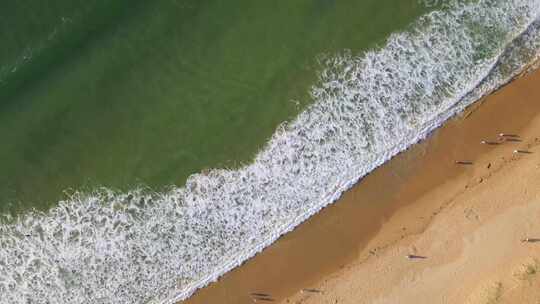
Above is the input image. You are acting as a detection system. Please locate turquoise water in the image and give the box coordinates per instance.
[0,0,428,214]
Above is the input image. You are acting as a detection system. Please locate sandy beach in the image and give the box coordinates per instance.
[182,69,540,304]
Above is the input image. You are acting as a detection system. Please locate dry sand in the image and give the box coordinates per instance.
[182,69,540,304]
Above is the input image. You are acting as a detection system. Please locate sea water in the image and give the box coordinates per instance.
[0,0,427,213]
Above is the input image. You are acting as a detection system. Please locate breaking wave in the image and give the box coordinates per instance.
[2,1,540,303]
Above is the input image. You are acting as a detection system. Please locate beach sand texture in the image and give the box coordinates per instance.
[182,68,540,303]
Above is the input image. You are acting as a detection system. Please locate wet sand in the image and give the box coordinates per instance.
[180,69,540,304]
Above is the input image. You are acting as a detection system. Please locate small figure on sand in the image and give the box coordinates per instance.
[250,292,274,302]
[480,140,500,145]
[498,133,522,143]
[455,160,473,165]
[521,238,540,243]
[498,133,519,138]
[302,288,323,294]
[405,254,427,259]
[252,298,275,303]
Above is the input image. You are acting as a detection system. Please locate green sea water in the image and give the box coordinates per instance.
[0,0,430,214]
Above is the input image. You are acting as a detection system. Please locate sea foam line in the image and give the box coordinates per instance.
[1,1,540,304]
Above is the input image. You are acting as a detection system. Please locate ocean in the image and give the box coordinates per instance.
[1,0,540,303]
[0,0,426,214]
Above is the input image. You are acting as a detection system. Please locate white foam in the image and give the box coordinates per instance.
[2,1,540,303]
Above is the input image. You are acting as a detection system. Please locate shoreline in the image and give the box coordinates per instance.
[181,68,540,304]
